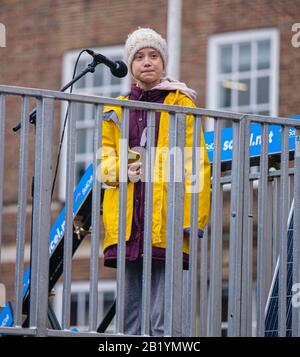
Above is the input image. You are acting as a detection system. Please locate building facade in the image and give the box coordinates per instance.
[0,0,299,332]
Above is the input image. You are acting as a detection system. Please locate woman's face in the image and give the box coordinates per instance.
[131,48,164,90]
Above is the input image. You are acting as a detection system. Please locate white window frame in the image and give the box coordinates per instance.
[53,280,116,331]
[59,46,131,201]
[206,28,279,131]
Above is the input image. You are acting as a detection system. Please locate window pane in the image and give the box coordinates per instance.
[93,64,104,87]
[257,76,269,104]
[238,78,250,106]
[86,128,94,153]
[111,91,120,98]
[257,110,270,115]
[75,161,86,184]
[111,75,121,86]
[238,42,251,72]
[257,40,271,70]
[75,103,85,122]
[219,45,232,73]
[103,291,115,316]
[219,81,232,107]
[70,294,78,326]
[73,60,86,89]
[85,293,89,327]
[76,129,87,154]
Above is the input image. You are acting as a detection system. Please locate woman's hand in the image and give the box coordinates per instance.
[128,161,142,183]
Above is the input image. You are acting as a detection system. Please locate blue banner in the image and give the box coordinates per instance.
[0,164,95,330]
[0,303,13,334]
[21,164,94,301]
[204,115,300,163]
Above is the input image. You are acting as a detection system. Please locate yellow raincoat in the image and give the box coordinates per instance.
[100,90,211,255]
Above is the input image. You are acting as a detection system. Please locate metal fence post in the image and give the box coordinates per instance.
[256,123,269,336]
[116,107,129,335]
[141,110,155,336]
[278,125,289,337]
[292,128,300,336]
[29,97,54,336]
[227,119,245,336]
[187,115,202,336]
[240,118,252,336]
[88,104,103,332]
[208,118,223,337]
[164,112,186,336]
[14,96,30,326]
[61,101,77,330]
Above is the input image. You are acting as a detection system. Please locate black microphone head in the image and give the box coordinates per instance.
[111,60,128,78]
[85,49,95,56]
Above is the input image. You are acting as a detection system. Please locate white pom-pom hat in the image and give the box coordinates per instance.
[124,28,168,75]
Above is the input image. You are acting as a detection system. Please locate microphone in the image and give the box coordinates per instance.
[86,49,128,78]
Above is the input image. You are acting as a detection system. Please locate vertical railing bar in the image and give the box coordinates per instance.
[29,97,54,336]
[227,119,245,336]
[28,98,42,327]
[247,180,254,335]
[88,104,103,332]
[278,125,289,336]
[272,176,279,270]
[208,118,223,337]
[240,118,251,336]
[164,111,176,336]
[14,96,30,326]
[0,94,5,265]
[115,107,129,334]
[256,123,268,336]
[265,176,273,291]
[288,174,291,214]
[292,128,300,336]
[62,101,77,330]
[187,115,202,336]
[141,110,155,336]
[199,226,208,337]
[174,112,186,336]
[164,112,185,336]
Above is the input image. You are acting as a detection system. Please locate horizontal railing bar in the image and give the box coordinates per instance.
[0,85,250,120]
[1,85,298,125]
[248,115,300,127]
[47,329,128,337]
[219,168,295,184]
[0,327,37,336]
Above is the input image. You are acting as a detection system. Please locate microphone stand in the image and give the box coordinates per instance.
[13,58,100,132]
[14,57,102,330]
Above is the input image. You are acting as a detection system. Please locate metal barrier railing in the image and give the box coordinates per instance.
[0,84,300,337]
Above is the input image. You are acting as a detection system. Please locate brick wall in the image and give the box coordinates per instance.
[0,0,299,205]
[0,256,116,306]
[180,0,300,113]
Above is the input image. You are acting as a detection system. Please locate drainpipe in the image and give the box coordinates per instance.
[167,0,182,80]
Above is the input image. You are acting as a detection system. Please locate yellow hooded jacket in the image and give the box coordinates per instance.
[100,90,211,255]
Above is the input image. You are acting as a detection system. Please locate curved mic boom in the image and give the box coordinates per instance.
[86,49,128,78]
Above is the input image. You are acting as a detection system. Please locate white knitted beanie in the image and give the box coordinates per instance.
[124,28,168,75]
